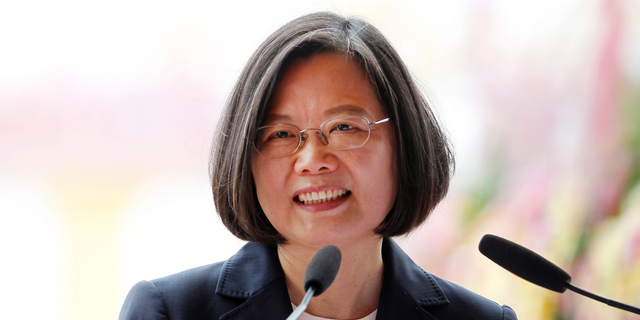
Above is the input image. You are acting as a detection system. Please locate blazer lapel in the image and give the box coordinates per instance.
[377,277,438,320]
[215,242,293,320]
[213,239,450,320]
[219,279,292,320]
[376,239,449,320]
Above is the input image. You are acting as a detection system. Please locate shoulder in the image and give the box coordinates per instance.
[119,263,227,320]
[119,242,285,320]
[380,238,517,320]
[428,273,517,320]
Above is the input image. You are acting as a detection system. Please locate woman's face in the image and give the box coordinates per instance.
[251,52,397,248]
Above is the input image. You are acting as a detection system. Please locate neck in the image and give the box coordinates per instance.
[278,237,384,319]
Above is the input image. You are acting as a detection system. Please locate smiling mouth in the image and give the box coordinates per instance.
[295,190,351,205]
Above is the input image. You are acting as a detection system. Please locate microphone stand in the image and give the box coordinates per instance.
[286,287,316,320]
[565,283,640,315]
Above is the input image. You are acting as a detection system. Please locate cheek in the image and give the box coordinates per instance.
[376,156,398,207]
[385,132,399,204]
[251,157,288,212]
[380,135,399,208]
[354,141,398,209]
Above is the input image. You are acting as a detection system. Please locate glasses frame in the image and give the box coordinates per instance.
[255,116,391,157]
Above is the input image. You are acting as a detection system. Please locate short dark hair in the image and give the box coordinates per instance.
[210,12,454,244]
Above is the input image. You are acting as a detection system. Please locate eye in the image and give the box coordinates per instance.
[261,127,298,144]
[329,122,356,133]
[255,125,300,156]
[328,120,366,134]
[274,131,292,139]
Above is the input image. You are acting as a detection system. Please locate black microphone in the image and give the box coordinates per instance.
[479,234,640,315]
[304,245,342,296]
[479,234,570,292]
[286,245,342,320]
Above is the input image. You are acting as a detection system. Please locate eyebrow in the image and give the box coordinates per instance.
[261,114,292,124]
[262,105,370,125]
[324,105,370,117]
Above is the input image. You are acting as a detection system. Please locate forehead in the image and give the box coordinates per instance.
[263,51,385,124]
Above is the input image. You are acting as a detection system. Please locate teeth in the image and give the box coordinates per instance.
[296,190,350,205]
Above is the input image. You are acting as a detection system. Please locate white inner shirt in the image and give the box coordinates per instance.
[291,303,377,320]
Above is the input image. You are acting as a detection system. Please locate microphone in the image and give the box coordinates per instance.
[286,245,342,320]
[479,234,570,292]
[479,234,640,315]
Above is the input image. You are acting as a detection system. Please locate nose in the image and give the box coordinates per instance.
[293,131,338,175]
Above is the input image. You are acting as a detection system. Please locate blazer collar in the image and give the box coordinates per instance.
[381,238,449,307]
[377,238,449,319]
[216,242,284,298]
[215,242,292,319]
[215,239,449,319]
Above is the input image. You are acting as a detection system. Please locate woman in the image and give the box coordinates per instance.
[120,12,517,320]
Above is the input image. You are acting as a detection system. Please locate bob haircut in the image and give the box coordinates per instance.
[210,11,454,244]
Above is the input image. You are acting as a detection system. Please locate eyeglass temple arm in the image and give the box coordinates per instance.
[371,118,391,126]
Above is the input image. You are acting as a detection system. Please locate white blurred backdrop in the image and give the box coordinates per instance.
[1,1,639,319]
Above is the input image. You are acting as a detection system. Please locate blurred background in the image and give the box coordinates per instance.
[1,0,639,319]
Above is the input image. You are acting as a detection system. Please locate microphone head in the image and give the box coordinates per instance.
[304,245,342,296]
[479,234,571,293]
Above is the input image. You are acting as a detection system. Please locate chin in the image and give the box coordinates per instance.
[287,229,380,250]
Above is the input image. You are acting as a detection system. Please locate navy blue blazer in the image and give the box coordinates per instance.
[120,238,517,320]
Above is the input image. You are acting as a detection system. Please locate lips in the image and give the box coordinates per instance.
[295,189,351,205]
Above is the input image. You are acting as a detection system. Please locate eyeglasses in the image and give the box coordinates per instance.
[254,116,391,157]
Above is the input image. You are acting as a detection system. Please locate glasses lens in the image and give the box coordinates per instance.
[322,117,371,150]
[255,124,300,156]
